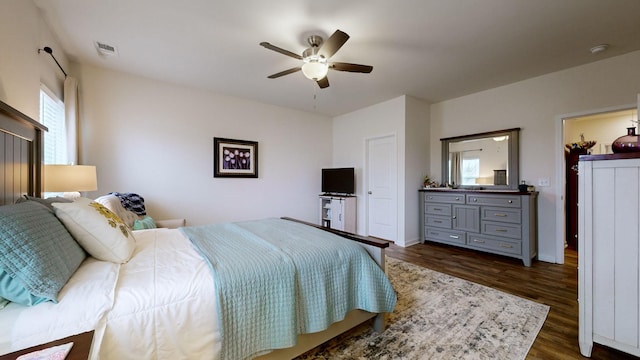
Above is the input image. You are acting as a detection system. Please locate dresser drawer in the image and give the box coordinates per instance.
[466,194,521,208]
[425,215,452,229]
[467,234,521,256]
[425,227,465,245]
[482,221,522,239]
[425,203,452,216]
[481,207,521,224]
[424,193,465,204]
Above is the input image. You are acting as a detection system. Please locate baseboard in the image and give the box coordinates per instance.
[536,254,557,264]
[402,238,421,247]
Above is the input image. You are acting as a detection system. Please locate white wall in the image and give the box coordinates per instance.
[404,96,430,245]
[430,50,640,263]
[332,95,429,246]
[76,63,332,226]
[0,0,68,119]
[333,96,404,241]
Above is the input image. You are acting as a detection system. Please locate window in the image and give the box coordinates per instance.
[461,158,479,185]
[39,85,67,165]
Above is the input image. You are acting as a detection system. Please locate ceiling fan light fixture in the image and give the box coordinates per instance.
[301,61,329,81]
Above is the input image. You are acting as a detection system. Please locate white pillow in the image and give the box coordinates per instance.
[94,194,141,229]
[52,197,135,263]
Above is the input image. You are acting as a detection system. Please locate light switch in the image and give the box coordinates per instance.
[538,178,550,187]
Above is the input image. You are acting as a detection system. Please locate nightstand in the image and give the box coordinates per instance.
[0,331,94,360]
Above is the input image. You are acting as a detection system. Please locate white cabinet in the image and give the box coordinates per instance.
[319,195,356,233]
[578,154,640,357]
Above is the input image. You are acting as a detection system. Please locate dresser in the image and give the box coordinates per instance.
[578,153,640,357]
[419,189,538,266]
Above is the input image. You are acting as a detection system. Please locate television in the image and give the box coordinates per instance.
[321,167,355,195]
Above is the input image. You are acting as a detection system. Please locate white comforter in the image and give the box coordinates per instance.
[0,228,221,359]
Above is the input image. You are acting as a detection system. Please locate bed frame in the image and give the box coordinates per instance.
[0,100,46,206]
[0,98,390,359]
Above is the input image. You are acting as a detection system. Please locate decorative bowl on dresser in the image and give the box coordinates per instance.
[419,189,538,266]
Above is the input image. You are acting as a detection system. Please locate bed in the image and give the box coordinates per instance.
[0,99,396,359]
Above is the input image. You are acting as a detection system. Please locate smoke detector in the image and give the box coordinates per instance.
[94,41,118,56]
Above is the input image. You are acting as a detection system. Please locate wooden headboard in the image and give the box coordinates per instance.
[0,100,47,206]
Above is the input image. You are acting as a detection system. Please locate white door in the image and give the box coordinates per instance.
[366,135,397,241]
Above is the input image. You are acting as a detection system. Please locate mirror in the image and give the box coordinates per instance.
[441,128,520,190]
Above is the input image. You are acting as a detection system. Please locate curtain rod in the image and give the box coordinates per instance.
[38,46,67,78]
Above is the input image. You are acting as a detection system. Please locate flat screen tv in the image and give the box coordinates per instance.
[321,167,355,195]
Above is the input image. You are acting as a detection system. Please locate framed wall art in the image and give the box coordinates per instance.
[213,137,258,178]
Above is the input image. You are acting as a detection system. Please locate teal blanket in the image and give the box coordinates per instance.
[180,218,397,360]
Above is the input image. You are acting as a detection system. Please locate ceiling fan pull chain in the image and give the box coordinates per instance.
[313,88,318,110]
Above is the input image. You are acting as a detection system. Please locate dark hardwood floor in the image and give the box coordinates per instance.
[386,242,639,360]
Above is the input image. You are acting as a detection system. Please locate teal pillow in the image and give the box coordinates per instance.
[133,216,157,230]
[0,201,86,306]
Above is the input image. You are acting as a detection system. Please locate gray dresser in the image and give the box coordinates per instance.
[419,189,538,266]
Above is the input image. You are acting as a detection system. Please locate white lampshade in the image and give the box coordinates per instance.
[44,165,98,192]
[301,61,329,81]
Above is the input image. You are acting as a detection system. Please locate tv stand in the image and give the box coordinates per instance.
[319,195,356,233]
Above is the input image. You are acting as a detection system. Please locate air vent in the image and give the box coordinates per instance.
[94,41,118,56]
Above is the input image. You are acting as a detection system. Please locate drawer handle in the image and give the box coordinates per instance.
[434,220,442,223]
[449,235,460,239]
[472,239,485,243]
[495,229,507,232]
[508,200,513,203]
[433,207,442,211]
[472,198,477,202]
[455,197,460,201]
[499,244,513,248]
[432,232,440,235]
[494,213,507,217]
[429,196,433,199]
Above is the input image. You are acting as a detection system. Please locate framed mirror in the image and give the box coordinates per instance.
[441,128,520,190]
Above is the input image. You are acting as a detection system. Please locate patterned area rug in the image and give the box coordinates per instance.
[296,257,549,360]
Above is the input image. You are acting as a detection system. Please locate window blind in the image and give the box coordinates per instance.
[40,86,67,165]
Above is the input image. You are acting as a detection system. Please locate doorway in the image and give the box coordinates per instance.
[562,108,638,250]
[365,135,398,242]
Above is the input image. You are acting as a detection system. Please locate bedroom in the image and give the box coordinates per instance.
[3,0,640,257]
[2,0,640,359]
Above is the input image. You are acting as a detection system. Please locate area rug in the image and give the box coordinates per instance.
[296,257,549,360]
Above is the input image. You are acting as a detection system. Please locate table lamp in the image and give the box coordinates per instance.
[44,164,97,199]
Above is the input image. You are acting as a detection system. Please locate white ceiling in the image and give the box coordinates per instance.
[34,0,640,117]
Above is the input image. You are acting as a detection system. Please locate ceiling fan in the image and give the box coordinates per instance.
[260,29,373,89]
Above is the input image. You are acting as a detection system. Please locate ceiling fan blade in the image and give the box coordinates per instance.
[330,62,373,73]
[318,30,349,59]
[267,67,301,79]
[317,77,329,89]
[260,42,303,60]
